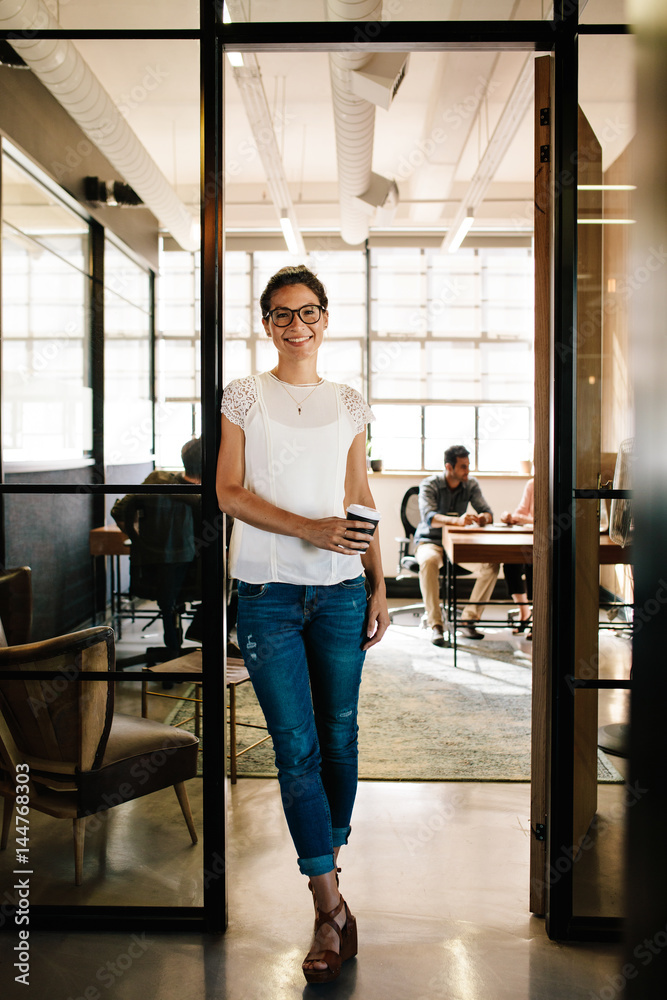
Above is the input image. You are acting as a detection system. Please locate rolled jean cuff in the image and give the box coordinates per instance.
[332,825,351,848]
[297,852,336,878]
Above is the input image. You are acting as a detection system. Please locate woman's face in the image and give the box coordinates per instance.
[262,283,328,365]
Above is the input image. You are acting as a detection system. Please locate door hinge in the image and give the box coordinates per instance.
[532,823,546,842]
[540,107,550,126]
[540,145,550,163]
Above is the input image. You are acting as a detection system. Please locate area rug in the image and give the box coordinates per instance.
[168,624,624,783]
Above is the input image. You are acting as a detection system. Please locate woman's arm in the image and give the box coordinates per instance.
[216,414,371,555]
[502,478,534,525]
[344,432,390,649]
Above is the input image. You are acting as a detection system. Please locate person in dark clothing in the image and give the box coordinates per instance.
[111,437,202,657]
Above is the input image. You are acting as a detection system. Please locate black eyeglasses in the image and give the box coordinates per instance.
[264,304,325,327]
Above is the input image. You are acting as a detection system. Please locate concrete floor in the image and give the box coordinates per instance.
[0,603,630,999]
[1,779,624,1000]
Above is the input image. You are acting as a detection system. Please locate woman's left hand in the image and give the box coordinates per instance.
[362,592,391,650]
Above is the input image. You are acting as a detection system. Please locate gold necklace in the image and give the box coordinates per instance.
[271,372,323,415]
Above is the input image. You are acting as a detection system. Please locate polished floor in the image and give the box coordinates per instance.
[0,603,630,999]
[1,779,625,1000]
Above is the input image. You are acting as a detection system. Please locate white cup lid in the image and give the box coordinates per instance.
[346,504,381,521]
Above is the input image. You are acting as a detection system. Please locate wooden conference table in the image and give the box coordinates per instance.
[440,523,632,664]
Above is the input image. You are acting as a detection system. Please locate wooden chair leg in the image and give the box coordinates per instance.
[174,781,198,844]
[73,817,86,886]
[195,682,201,739]
[229,683,238,785]
[1,797,15,850]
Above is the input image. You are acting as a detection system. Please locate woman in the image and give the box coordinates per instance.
[500,478,534,636]
[216,264,389,983]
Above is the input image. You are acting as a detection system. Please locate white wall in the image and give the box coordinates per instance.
[367,472,532,578]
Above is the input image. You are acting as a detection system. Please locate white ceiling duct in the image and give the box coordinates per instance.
[327,0,402,246]
[0,0,198,251]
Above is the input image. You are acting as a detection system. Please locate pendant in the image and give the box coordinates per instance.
[297,406,302,415]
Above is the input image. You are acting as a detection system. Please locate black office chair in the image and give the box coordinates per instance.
[390,486,435,626]
[389,486,471,629]
[396,486,421,576]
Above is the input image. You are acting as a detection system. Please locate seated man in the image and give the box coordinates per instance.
[413,444,498,646]
[111,437,202,658]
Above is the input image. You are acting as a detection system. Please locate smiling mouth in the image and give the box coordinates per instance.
[284,335,313,344]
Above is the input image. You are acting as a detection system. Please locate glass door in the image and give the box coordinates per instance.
[544,19,636,940]
[569,26,635,930]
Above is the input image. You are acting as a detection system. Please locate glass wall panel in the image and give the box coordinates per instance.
[1,149,91,464]
[104,238,153,466]
[0,30,204,916]
[157,247,201,466]
[221,0,548,22]
[580,0,629,24]
[570,30,636,921]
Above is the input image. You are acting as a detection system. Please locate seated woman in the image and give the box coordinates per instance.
[500,478,534,637]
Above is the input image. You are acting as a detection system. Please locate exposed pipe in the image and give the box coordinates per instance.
[230,55,307,257]
[440,54,535,253]
[224,0,306,255]
[0,0,198,251]
[327,0,383,246]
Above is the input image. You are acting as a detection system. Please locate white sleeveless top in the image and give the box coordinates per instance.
[221,371,374,585]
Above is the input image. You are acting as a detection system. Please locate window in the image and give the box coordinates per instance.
[104,238,153,465]
[155,245,201,467]
[1,146,91,464]
[157,245,534,473]
[369,247,534,471]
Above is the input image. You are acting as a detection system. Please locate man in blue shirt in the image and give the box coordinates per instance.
[414,444,499,646]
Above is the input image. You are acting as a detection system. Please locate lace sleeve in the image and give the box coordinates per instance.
[338,384,375,435]
[221,376,257,429]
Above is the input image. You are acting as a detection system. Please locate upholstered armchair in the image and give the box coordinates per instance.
[0,625,199,885]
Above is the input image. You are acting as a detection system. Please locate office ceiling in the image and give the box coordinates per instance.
[21,1,635,246]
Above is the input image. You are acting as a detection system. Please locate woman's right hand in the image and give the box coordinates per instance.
[302,517,371,554]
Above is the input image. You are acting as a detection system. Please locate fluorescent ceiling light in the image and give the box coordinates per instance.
[577,219,636,224]
[447,209,474,253]
[577,184,636,191]
[226,52,244,67]
[280,213,300,255]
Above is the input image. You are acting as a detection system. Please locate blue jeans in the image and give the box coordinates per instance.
[236,577,368,877]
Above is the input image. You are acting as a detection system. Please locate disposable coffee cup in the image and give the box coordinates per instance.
[346,504,381,537]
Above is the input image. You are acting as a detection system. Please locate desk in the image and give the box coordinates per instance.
[442,525,632,566]
[89,526,130,635]
[441,525,632,665]
[442,524,534,566]
[89,525,130,556]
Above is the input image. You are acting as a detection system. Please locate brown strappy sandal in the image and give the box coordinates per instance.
[302,895,358,984]
[307,867,341,917]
